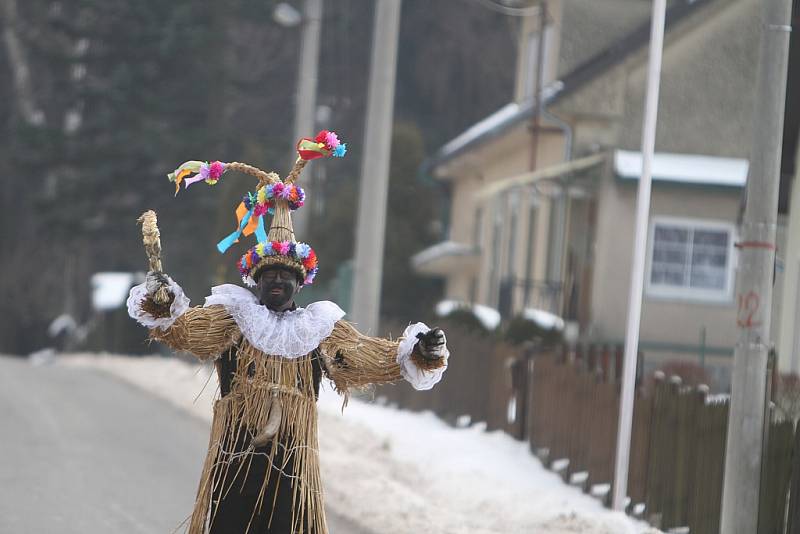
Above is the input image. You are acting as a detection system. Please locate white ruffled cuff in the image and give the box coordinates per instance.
[397,322,449,391]
[126,276,191,329]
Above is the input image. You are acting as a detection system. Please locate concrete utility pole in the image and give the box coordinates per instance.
[611,0,667,511]
[721,1,792,531]
[350,0,402,334]
[289,0,322,238]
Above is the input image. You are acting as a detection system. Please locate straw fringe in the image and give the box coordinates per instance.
[319,321,447,394]
[252,255,307,281]
[153,312,443,533]
[319,321,404,392]
[150,305,241,361]
[188,342,327,534]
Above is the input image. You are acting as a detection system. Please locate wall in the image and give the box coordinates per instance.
[590,173,742,351]
[618,0,758,156]
[438,123,566,313]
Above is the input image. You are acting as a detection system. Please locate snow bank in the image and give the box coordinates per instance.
[435,299,502,331]
[62,354,660,534]
[521,307,566,332]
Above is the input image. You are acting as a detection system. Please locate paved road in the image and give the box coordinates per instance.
[0,356,368,534]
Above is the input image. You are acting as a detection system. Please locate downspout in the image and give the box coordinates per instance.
[541,105,572,314]
[529,0,574,314]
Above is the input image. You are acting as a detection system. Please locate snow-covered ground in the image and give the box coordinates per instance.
[62,353,660,534]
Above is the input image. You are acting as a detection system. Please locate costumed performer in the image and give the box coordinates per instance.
[126,130,449,534]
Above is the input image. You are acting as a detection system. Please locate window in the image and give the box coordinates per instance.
[646,217,736,302]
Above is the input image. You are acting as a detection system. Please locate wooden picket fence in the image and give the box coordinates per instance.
[376,325,798,533]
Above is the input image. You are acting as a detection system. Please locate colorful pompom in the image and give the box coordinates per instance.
[255,183,305,211]
[253,202,269,217]
[208,161,226,180]
[239,240,319,285]
[298,130,347,160]
[168,160,228,194]
[315,130,330,144]
[324,131,339,150]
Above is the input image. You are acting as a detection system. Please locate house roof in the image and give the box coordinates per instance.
[411,240,481,279]
[425,0,711,173]
[614,150,748,188]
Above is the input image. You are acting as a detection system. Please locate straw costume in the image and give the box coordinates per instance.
[126,131,449,534]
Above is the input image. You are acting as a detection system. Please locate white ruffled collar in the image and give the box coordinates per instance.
[203,284,345,359]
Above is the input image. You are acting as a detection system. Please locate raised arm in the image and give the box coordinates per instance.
[318,320,448,392]
[127,273,241,360]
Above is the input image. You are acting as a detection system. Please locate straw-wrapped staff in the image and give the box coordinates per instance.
[137,210,171,305]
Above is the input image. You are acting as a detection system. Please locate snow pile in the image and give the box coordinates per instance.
[522,307,566,331]
[62,354,659,534]
[435,299,502,331]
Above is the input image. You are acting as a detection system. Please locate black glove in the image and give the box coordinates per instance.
[145,271,171,297]
[416,327,447,360]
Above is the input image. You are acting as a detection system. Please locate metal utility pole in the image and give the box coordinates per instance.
[288,0,322,238]
[721,0,792,531]
[350,0,402,333]
[611,0,666,511]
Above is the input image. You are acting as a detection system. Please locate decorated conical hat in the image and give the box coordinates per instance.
[167,130,346,286]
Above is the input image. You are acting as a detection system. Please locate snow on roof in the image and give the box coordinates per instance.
[411,241,477,269]
[614,150,748,187]
[91,272,136,311]
[434,83,564,165]
[438,103,521,160]
[521,308,565,332]
[435,299,502,330]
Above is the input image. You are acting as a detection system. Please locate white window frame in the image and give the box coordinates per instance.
[645,216,737,303]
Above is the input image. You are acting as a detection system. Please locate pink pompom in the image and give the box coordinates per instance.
[253,202,268,217]
[324,131,340,149]
[209,161,226,179]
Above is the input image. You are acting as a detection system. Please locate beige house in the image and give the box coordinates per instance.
[413,0,778,388]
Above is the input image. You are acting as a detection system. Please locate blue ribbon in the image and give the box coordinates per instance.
[217,209,252,253]
[255,212,267,243]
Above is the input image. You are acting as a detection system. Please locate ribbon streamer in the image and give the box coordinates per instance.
[217,207,253,253]
[255,212,267,243]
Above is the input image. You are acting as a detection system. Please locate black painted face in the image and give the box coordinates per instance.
[256,266,301,311]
